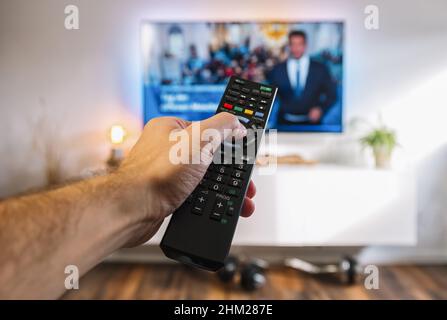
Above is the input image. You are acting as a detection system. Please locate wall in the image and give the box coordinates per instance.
[1,0,446,263]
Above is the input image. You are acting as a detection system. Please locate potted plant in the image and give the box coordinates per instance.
[360,126,398,169]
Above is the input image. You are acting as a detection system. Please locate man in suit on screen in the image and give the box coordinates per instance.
[267,30,337,125]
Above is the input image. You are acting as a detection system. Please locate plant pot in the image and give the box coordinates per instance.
[373,146,392,169]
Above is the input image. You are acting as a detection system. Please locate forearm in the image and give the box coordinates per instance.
[0,174,143,299]
[0,113,249,299]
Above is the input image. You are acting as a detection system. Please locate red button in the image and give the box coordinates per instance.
[223,103,233,110]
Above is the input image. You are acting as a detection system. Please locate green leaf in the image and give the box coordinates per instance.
[360,126,397,152]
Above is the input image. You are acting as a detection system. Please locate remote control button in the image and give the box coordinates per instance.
[210,198,228,221]
[226,188,239,197]
[225,95,238,102]
[241,87,250,93]
[192,206,204,215]
[249,97,257,102]
[232,170,244,179]
[209,183,225,193]
[238,99,246,105]
[199,177,210,187]
[252,89,260,96]
[260,99,268,104]
[195,188,211,200]
[260,85,272,92]
[197,188,210,195]
[231,84,240,90]
[196,195,207,204]
[216,165,231,175]
[210,212,222,221]
[248,102,256,108]
[223,103,233,110]
[234,163,247,171]
[257,105,266,111]
[228,89,239,96]
[227,206,236,216]
[260,91,272,98]
[213,173,227,184]
[240,94,248,100]
[235,78,245,84]
[229,178,242,188]
[234,106,243,113]
[237,116,250,124]
[255,111,264,118]
[214,199,227,214]
[244,109,254,116]
[192,196,207,215]
[227,200,236,216]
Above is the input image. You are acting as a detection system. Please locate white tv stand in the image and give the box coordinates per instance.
[236,164,417,246]
[145,164,416,247]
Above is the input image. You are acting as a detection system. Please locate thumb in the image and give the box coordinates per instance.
[202,111,247,136]
[200,112,247,152]
[187,112,247,164]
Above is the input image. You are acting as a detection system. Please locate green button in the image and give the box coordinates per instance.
[260,86,272,92]
[227,200,234,206]
[234,106,243,112]
[228,189,237,196]
[221,218,228,224]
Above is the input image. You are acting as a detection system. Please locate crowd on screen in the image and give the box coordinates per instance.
[160,40,286,85]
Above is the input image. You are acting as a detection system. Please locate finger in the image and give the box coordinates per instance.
[176,118,191,129]
[197,112,247,153]
[246,180,256,199]
[240,197,255,218]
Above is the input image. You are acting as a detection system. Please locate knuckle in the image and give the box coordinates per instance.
[221,112,238,127]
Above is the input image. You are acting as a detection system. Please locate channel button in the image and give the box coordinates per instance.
[237,116,250,124]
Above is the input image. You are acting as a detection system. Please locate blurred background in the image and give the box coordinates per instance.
[1,0,447,299]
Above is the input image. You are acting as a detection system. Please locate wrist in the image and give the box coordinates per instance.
[83,174,140,250]
[101,170,168,248]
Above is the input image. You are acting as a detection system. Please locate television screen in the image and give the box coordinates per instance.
[142,22,343,132]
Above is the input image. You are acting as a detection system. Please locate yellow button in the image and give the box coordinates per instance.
[244,109,254,115]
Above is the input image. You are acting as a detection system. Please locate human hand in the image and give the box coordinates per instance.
[308,107,323,123]
[113,113,256,247]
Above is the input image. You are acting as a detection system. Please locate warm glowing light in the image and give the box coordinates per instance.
[110,125,126,145]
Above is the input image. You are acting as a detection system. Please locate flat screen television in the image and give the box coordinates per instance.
[142,22,343,132]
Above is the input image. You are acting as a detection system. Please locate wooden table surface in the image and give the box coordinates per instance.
[62,263,447,300]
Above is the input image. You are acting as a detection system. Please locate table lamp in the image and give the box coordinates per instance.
[106,124,126,170]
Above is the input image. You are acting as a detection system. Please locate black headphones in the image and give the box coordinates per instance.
[217,255,268,291]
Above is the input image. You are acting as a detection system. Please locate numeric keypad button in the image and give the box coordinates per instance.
[232,170,244,179]
[209,183,225,193]
[214,174,227,184]
[233,163,247,171]
[216,165,231,175]
[229,178,242,188]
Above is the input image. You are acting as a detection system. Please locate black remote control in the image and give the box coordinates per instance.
[160,76,278,271]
